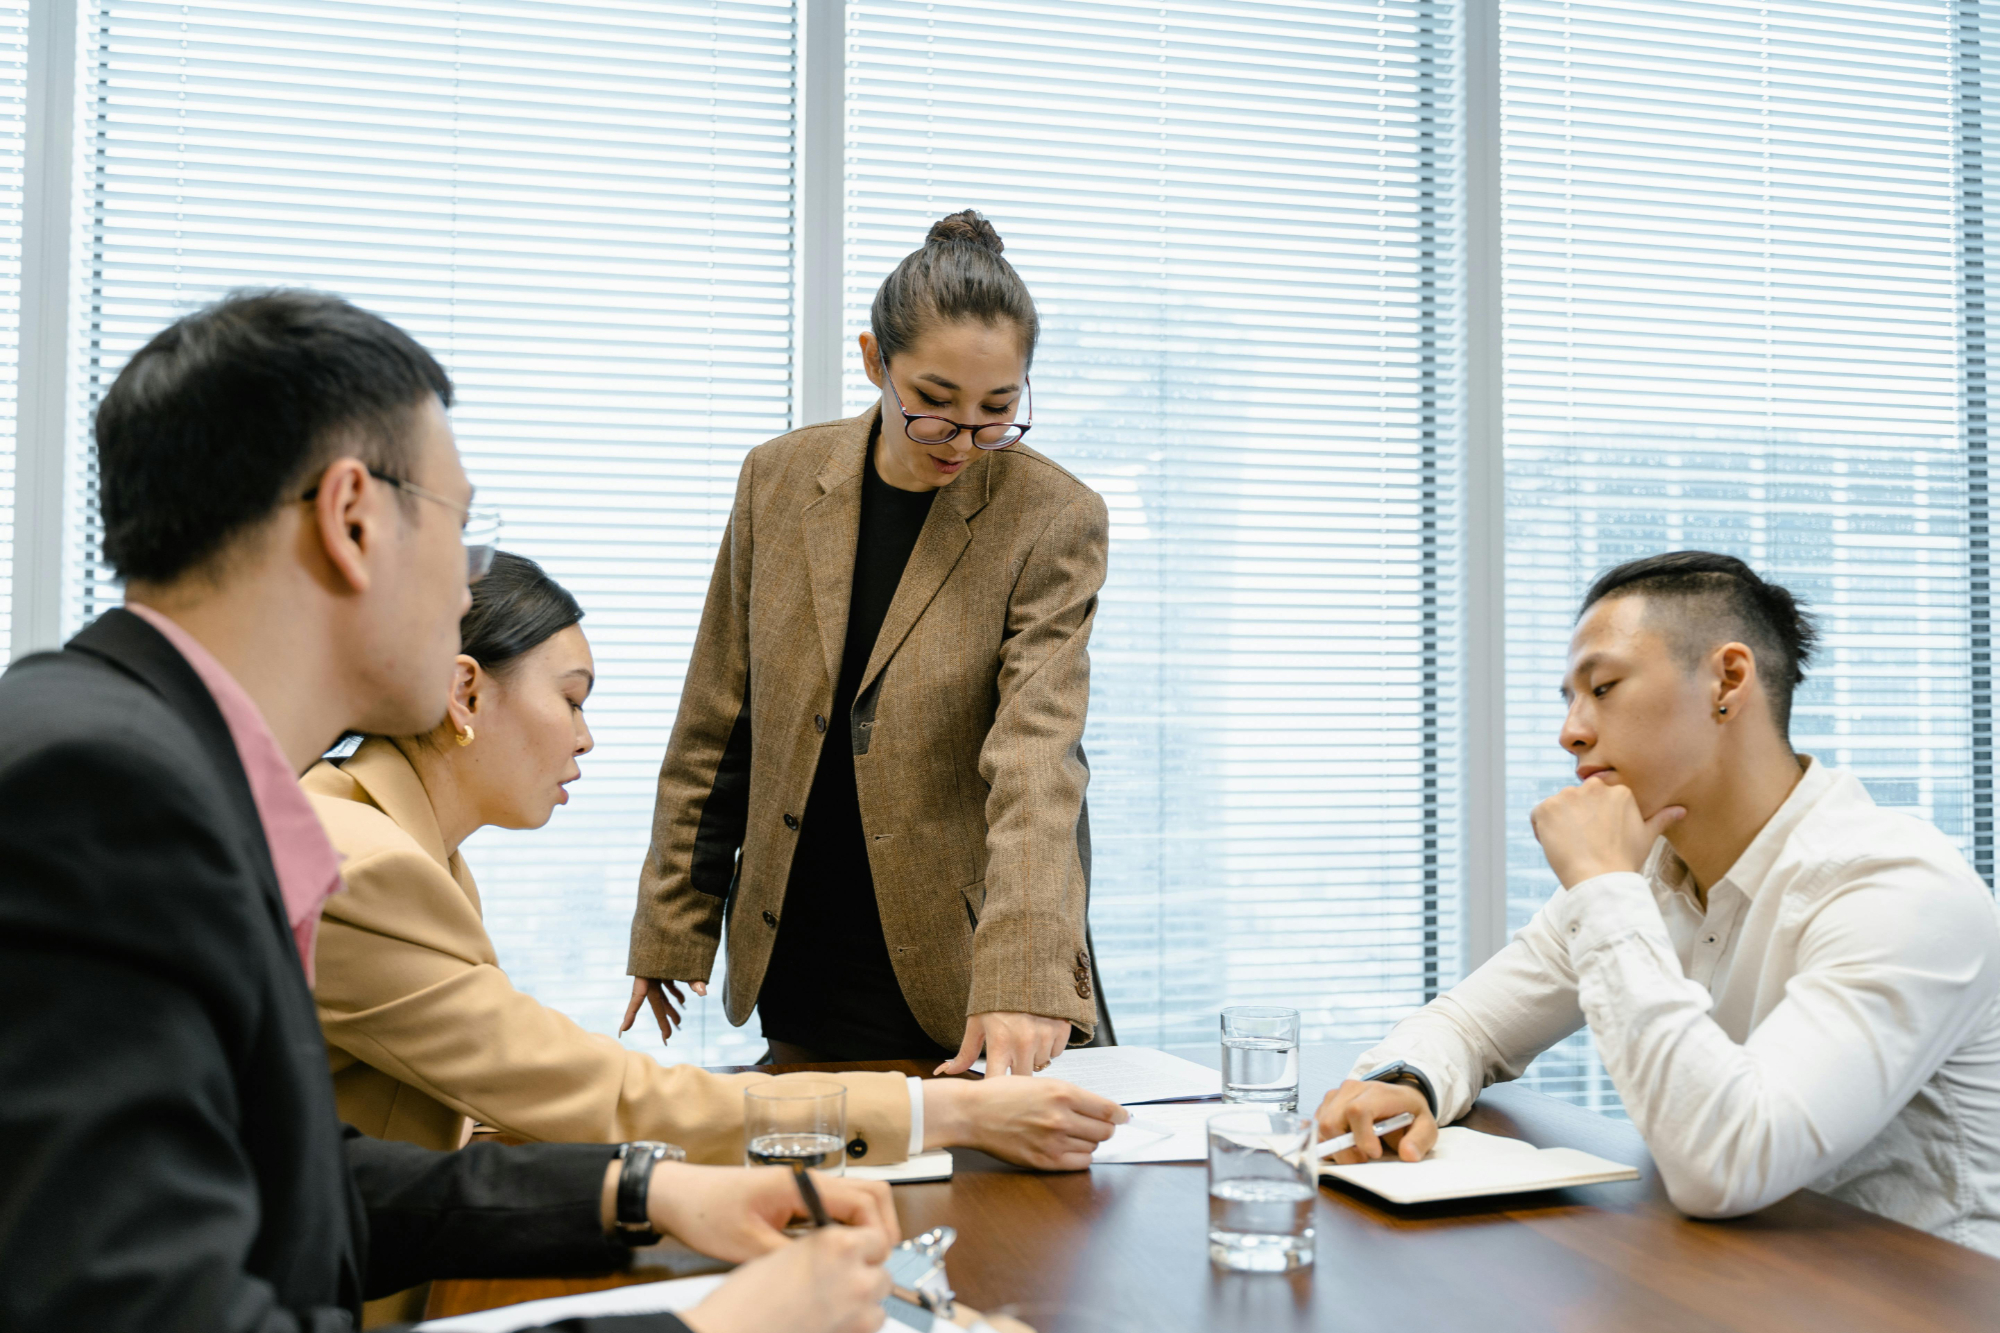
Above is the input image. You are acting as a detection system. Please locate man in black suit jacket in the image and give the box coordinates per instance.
[0,290,895,1333]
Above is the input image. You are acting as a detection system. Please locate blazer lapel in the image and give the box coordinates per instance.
[858,444,994,695]
[801,407,875,690]
[336,738,482,913]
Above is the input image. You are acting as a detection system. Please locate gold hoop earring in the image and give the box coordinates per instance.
[455,726,476,747]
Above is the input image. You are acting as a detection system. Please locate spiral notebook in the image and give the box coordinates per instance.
[1318,1126,1639,1204]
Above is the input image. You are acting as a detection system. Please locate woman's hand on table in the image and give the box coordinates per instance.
[619,976,707,1045]
[936,1011,1070,1077]
[924,1075,1127,1171]
[641,1163,899,1263]
[1312,1078,1437,1165]
[680,1225,891,1333]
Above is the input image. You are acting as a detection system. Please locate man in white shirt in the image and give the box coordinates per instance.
[1317,551,2000,1254]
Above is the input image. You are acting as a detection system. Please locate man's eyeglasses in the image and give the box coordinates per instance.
[301,469,502,580]
[889,377,1032,450]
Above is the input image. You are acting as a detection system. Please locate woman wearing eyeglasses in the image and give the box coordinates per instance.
[623,210,1111,1080]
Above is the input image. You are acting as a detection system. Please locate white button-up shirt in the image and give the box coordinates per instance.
[1354,757,2000,1255]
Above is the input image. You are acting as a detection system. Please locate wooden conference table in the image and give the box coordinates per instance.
[429,1045,2000,1332]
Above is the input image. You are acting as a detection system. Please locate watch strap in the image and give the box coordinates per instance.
[1361,1060,1438,1119]
[614,1141,675,1246]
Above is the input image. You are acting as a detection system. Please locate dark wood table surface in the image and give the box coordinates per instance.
[428,1045,2000,1332]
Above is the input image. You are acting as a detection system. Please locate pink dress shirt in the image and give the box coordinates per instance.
[126,603,344,983]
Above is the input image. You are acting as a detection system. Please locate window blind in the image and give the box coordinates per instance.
[68,0,798,1065]
[846,0,1463,1046]
[0,3,23,665]
[1962,1,1998,883]
[1502,0,1969,1112]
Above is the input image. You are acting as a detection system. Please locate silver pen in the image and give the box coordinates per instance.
[1311,1111,1416,1160]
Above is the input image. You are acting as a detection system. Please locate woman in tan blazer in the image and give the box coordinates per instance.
[624,211,1111,1080]
[306,553,1121,1167]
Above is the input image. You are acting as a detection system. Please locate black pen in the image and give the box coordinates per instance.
[790,1161,831,1228]
[790,1162,936,1314]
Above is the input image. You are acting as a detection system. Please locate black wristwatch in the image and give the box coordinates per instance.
[1361,1060,1438,1119]
[613,1140,683,1246]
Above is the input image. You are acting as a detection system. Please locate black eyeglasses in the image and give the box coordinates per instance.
[888,377,1032,450]
[301,469,502,580]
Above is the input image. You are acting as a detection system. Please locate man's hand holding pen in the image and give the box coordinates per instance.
[606,1162,897,1333]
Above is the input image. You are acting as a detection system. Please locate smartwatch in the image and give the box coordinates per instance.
[1360,1060,1438,1119]
[613,1140,685,1246]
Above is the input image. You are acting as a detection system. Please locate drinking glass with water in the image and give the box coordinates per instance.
[744,1079,848,1176]
[1206,1109,1316,1272]
[1221,1005,1301,1112]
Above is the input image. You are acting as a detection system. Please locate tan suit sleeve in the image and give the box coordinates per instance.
[628,450,757,982]
[969,490,1110,1032]
[314,834,909,1165]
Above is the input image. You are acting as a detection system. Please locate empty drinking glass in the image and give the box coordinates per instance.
[1206,1109,1316,1272]
[1220,1006,1301,1111]
[744,1080,848,1176]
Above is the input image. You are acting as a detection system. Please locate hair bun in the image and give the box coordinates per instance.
[926,209,1004,255]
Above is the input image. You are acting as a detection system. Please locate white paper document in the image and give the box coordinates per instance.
[416,1273,947,1333]
[1318,1126,1640,1204]
[1093,1100,1221,1163]
[416,1274,727,1331]
[971,1045,1222,1105]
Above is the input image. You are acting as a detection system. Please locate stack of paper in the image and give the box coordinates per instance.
[417,1275,727,1331]
[850,1148,954,1184]
[1092,1101,1218,1164]
[1318,1126,1639,1203]
[972,1045,1222,1105]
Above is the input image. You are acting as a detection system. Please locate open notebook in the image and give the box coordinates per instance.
[1319,1126,1639,1204]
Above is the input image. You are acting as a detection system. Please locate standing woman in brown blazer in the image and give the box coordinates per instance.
[623,211,1110,1077]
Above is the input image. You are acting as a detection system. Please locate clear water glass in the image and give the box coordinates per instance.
[1206,1109,1316,1272]
[1220,1005,1301,1111]
[744,1079,847,1177]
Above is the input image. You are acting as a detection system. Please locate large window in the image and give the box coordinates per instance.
[1501,0,1968,1110]
[845,0,1462,1045]
[6,0,1993,1099]
[67,0,798,1064]
[0,3,24,663]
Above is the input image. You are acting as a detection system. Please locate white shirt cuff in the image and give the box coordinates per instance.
[906,1076,924,1157]
[1547,870,1660,957]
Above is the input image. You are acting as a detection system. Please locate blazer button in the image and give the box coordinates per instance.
[846,1137,867,1159]
[814,714,827,734]
[1075,977,1092,1000]
[762,910,778,927]
[783,813,799,831]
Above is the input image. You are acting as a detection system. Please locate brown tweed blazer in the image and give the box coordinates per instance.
[627,405,1109,1048]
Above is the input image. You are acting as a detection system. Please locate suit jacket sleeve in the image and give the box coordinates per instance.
[0,737,355,1333]
[630,451,758,981]
[316,839,912,1163]
[969,489,1110,1031]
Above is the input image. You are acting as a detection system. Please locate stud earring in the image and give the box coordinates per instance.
[456,726,476,747]
[1717,706,1728,717]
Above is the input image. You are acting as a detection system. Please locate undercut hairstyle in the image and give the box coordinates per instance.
[97,288,453,584]
[458,551,584,678]
[870,209,1040,370]
[1579,551,1818,736]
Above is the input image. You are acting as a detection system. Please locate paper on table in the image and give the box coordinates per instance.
[970,1046,1222,1105]
[850,1148,954,1183]
[415,1274,728,1331]
[1318,1126,1639,1205]
[1092,1101,1218,1163]
[415,1274,951,1333]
